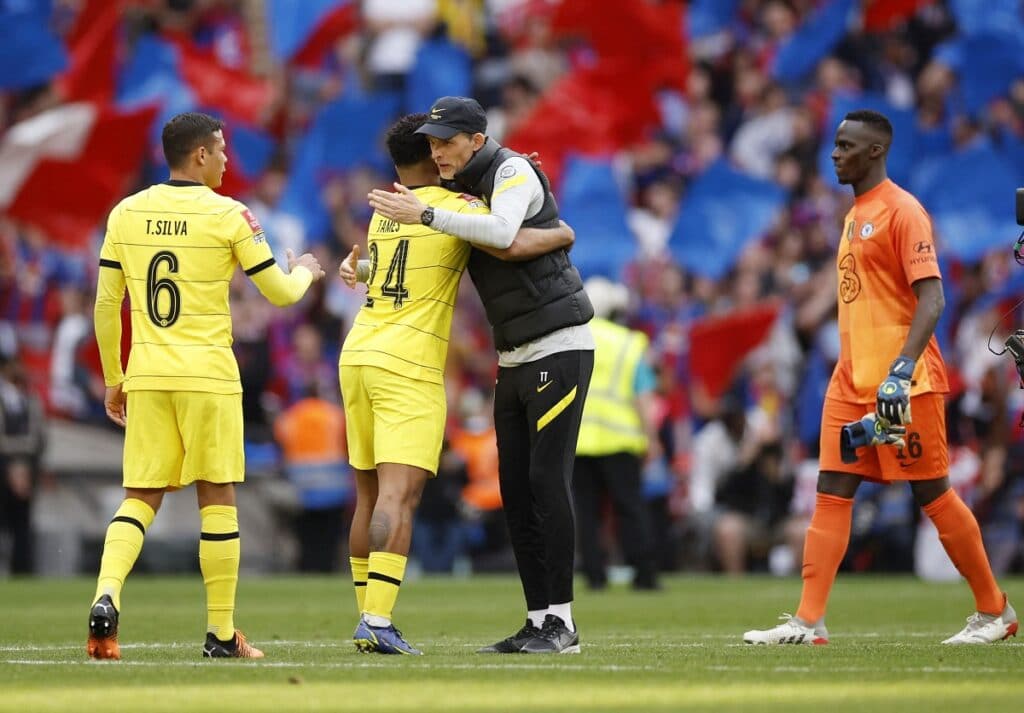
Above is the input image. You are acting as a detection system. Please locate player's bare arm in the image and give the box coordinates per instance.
[877,275,944,425]
[899,277,944,361]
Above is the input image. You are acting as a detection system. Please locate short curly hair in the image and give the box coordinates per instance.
[385,113,432,168]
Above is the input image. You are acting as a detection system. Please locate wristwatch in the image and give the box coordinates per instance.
[420,207,435,226]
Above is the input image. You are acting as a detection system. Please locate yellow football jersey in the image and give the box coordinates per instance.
[340,186,489,384]
[98,181,280,394]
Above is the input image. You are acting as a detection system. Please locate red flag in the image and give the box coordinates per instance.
[505,61,661,187]
[292,3,359,68]
[56,0,121,104]
[864,0,933,32]
[167,35,274,125]
[688,302,782,401]
[0,103,158,248]
[550,0,688,88]
[217,142,252,198]
[504,0,688,185]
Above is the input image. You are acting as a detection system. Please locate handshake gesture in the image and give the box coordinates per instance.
[286,249,326,281]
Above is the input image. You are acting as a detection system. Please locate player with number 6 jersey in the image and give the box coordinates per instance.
[98,172,306,394]
[88,112,324,662]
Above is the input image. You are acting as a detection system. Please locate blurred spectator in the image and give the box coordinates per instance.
[485,74,540,142]
[277,322,338,406]
[230,274,276,440]
[4,0,1024,577]
[247,167,307,267]
[0,354,46,574]
[847,481,915,573]
[273,388,351,572]
[49,285,104,421]
[413,440,469,574]
[362,0,437,90]
[688,391,791,573]
[712,437,793,575]
[450,388,508,571]
[574,277,661,590]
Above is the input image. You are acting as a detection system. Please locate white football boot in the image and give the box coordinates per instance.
[743,613,829,645]
[942,598,1018,645]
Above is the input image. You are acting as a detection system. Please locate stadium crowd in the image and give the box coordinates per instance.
[2,0,1024,580]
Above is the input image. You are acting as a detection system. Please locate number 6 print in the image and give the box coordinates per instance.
[146,250,181,327]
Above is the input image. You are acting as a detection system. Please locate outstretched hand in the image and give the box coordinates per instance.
[339,244,361,288]
[368,183,427,224]
[287,248,326,281]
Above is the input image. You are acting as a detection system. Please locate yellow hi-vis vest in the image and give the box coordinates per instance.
[576,318,649,457]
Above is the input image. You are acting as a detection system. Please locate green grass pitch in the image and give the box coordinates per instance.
[1,575,1021,712]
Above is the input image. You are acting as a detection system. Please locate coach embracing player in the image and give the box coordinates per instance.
[370,96,594,654]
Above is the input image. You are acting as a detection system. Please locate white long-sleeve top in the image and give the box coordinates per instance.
[430,156,543,249]
[431,155,594,365]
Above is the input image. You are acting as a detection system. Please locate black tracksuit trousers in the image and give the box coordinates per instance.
[493,349,594,610]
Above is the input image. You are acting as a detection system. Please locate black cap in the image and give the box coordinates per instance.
[415,96,487,140]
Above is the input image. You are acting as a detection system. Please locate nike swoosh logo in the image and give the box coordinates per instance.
[537,382,553,393]
[898,461,918,468]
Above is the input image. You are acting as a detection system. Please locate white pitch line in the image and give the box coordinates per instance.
[725,641,1024,648]
[5,635,1019,653]
[0,640,354,653]
[0,658,654,672]
[706,664,1018,673]
[450,642,712,649]
[2,659,1017,674]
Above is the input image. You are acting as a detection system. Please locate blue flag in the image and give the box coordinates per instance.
[669,160,787,280]
[932,32,1024,116]
[229,125,276,181]
[405,38,472,114]
[688,0,741,39]
[772,0,855,84]
[911,142,1020,262]
[265,0,348,61]
[949,0,1024,37]
[279,88,400,241]
[0,0,66,90]
[558,156,633,280]
[117,34,196,141]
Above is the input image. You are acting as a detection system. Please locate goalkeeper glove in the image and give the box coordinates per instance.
[876,356,914,425]
[840,413,906,464]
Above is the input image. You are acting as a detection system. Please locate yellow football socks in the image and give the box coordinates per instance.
[199,505,240,641]
[350,556,369,613]
[94,498,155,611]
[363,552,407,623]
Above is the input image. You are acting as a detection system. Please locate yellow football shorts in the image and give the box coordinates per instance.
[123,391,244,489]
[340,364,446,476]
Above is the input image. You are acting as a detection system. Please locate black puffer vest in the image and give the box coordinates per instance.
[454,138,593,351]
